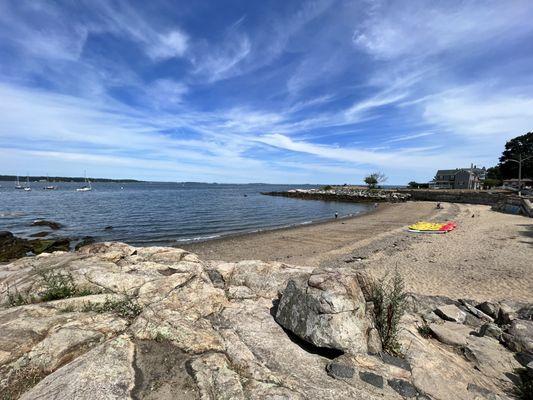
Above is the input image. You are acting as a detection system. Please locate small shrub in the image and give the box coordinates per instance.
[58,304,76,313]
[39,271,79,301]
[321,185,333,191]
[7,289,35,307]
[417,321,433,339]
[371,270,407,356]
[82,295,142,321]
[6,271,98,307]
[154,331,168,342]
[515,367,533,400]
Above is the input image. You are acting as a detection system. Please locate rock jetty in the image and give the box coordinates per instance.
[263,188,411,202]
[0,243,531,399]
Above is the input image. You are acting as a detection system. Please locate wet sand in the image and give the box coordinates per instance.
[182,201,439,265]
[183,201,533,302]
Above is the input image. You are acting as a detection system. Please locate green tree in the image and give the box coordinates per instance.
[408,181,429,189]
[498,132,533,180]
[364,175,378,188]
[486,166,502,181]
[364,172,387,189]
[482,178,500,189]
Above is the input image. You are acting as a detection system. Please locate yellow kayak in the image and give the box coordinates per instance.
[409,222,445,231]
[408,221,457,233]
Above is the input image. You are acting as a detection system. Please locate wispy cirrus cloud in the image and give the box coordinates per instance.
[422,86,533,137]
[386,132,435,143]
[352,0,533,60]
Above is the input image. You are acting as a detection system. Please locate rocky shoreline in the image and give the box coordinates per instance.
[0,242,531,399]
[263,188,533,219]
[262,187,411,202]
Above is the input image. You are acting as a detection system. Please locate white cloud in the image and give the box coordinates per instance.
[386,132,434,143]
[344,91,407,122]
[0,2,88,61]
[146,79,189,107]
[256,133,461,170]
[0,1,190,63]
[191,34,251,82]
[147,30,189,60]
[353,0,533,60]
[422,86,533,138]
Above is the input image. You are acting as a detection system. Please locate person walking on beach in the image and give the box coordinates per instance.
[335,212,338,219]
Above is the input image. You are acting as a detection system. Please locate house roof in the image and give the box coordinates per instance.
[435,167,486,176]
[435,169,458,176]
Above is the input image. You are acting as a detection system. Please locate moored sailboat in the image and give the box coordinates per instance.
[76,171,92,192]
[15,175,23,190]
[43,175,58,190]
[23,175,31,191]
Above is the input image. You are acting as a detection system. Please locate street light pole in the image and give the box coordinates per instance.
[508,154,533,196]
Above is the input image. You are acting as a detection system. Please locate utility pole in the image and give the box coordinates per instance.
[508,154,533,196]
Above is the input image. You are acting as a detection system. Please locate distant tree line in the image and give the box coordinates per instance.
[0,175,141,183]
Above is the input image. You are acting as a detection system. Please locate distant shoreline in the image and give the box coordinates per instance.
[0,175,141,183]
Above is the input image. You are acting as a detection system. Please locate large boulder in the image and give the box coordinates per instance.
[429,321,473,347]
[0,231,72,263]
[434,305,466,323]
[208,259,315,299]
[504,319,533,353]
[30,220,62,230]
[29,238,70,254]
[275,271,370,353]
[0,232,31,262]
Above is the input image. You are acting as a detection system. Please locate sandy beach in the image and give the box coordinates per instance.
[183,201,532,302]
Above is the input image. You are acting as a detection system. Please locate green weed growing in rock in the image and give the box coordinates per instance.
[154,331,168,342]
[6,271,99,307]
[58,304,76,313]
[371,270,407,356]
[38,271,79,301]
[416,321,433,339]
[82,295,142,321]
[7,288,35,307]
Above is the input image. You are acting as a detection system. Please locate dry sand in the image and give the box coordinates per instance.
[183,201,532,302]
[359,203,532,302]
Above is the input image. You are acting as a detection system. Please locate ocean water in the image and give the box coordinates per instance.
[0,182,372,246]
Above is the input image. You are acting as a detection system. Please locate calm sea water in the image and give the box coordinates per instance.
[0,182,372,246]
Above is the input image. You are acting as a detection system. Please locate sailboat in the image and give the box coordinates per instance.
[43,175,58,190]
[23,175,31,191]
[15,175,23,190]
[76,171,92,192]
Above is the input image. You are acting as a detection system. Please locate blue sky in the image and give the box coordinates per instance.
[1,0,532,184]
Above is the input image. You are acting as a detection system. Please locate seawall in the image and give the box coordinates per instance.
[263,188,528,207]
[396,189,511,206]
